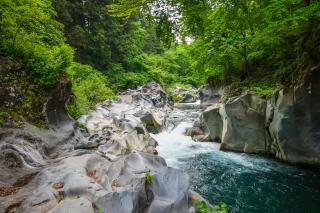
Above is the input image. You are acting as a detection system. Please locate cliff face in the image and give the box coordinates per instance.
[267,64,320,164]
[198,60,320,165]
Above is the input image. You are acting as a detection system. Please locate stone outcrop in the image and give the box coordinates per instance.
[199,77,225,107]
[0,81,209,213]
[196,63,320,165]
[171,87,198,103]
[202,104,223,143]
[268,65,320,164]
[45,77,74,132]
[220,94,267,153]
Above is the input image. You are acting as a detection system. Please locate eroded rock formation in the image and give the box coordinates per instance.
[195,63,320,165]
[0,81,206,213]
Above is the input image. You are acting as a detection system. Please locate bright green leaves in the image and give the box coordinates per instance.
[193,200,228,213]
[107,0,146,18]
[25,44,74,88]
[144,171,153,184]
[0,0,73,89]
[66,63,115,116]
[105,0,320,88]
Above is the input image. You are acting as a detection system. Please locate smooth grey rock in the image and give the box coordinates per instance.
[48,197,94,213]
[268,69,320,164]
[138,111,162,134]
[147,167,190,213]
[186,127,204,137]
[96,178,147,213]
[199,77,224,106]
[220,93,267,153]
[202,104,223,143]
[0,81,209,213]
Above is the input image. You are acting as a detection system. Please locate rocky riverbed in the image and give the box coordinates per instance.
[0,82,207,213]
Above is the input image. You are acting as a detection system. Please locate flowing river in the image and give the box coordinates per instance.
[151,104,320,213]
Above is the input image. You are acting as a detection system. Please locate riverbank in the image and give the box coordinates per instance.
[0,82,209,213]
[153,105,320,213]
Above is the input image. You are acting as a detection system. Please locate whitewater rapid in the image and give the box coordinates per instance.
[151,106,320,213]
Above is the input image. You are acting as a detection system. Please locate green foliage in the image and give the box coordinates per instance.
[66,63,115,116]
[53,0,162,71]
[105,63,149,90]
[108,0,320,87]
[66,102,83,120]
[194,201,228,213]
[0,0,73,89]
[0,112,5,126]
[96,209,103,213]
[24,44,74,88]
[213,203,228,213]
[2,0,318,126]
[194,201,213,213]
[249,85,277,97]
[0,57,49,128]
[144,171,153,184]
[143,45,200,88]
[104,44,198,91]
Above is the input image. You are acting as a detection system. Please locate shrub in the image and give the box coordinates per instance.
[24,43,74,88]
[66,102,83,119]
[66,63,115,116]
[193,200,228,213]
[0,0,73,89]
[105,63,149,90]
[144,171,152,184]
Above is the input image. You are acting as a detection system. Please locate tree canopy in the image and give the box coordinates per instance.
[108,0,320,86]
[1,0,319,121]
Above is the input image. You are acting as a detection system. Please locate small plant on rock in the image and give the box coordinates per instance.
[194,200,228,213]
[213,202,228,213]
[194,201,213,213]
[145,171,152,184]
[96,209,103,213]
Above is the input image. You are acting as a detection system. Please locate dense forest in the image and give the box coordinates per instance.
[0,0,319,124]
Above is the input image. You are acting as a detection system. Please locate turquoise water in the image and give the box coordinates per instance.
[152,109,320,213]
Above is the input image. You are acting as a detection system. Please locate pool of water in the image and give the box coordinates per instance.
[152,108,320,213]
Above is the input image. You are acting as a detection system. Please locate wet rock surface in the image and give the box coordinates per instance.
[0,82,206,213]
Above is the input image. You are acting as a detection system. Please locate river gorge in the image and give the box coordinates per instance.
[1,81,320,213]
[153,105,320,213]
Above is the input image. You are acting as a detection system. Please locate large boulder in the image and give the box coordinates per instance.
[120,81,172,109]
[185,118,211,142]
[202,104,223,143]
[268,67,320,164]
[220,93,267,153]
[146,167,190,213]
